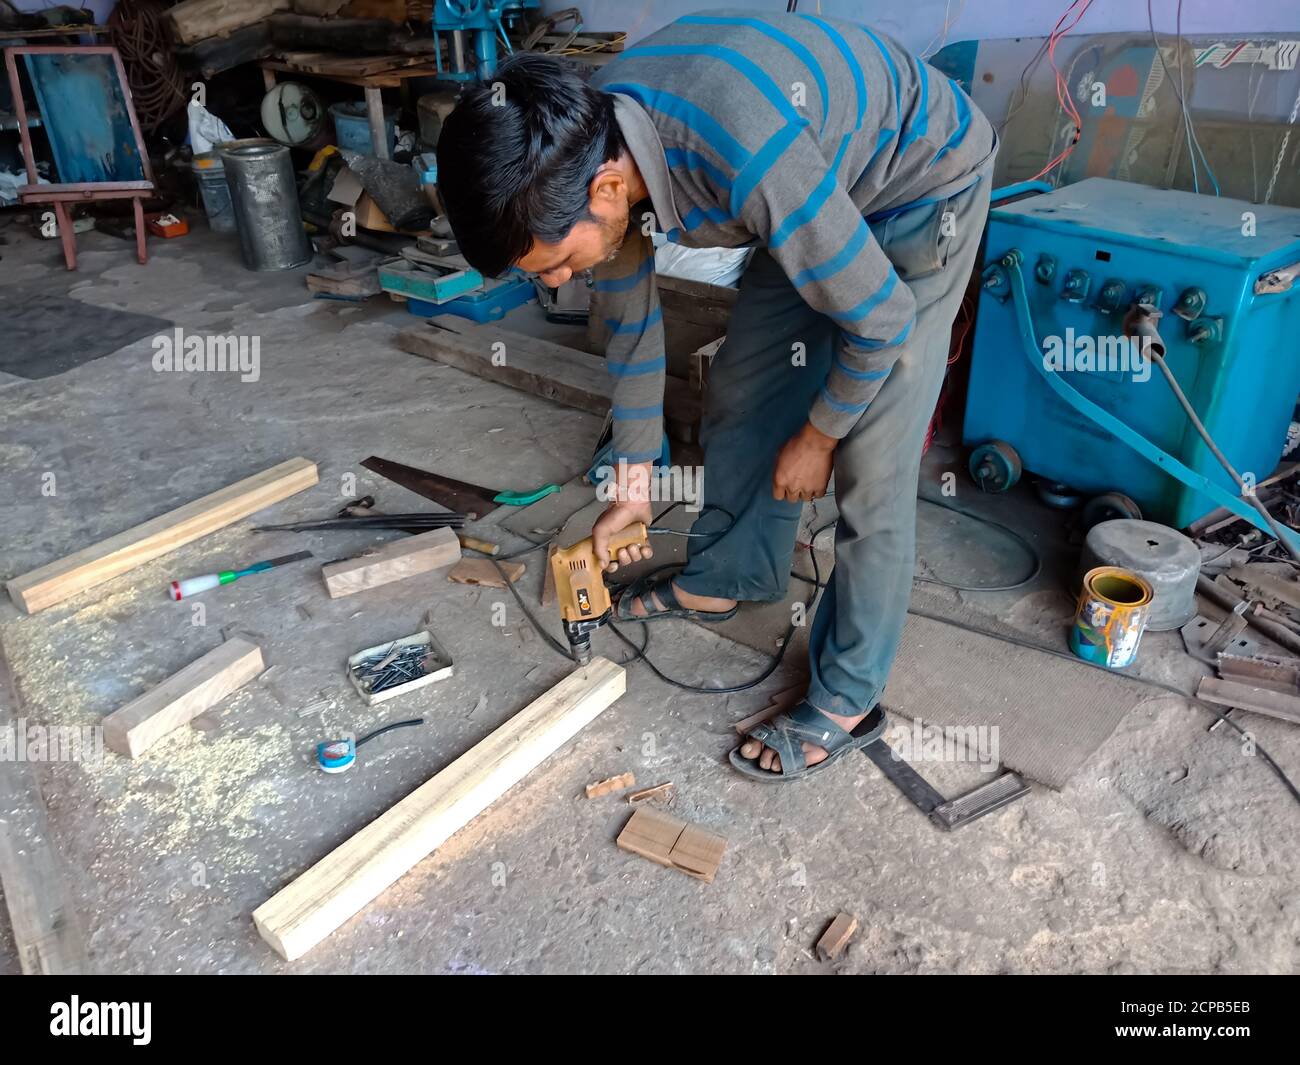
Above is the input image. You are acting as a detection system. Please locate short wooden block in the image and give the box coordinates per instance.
[446,557,524,588]
[322,527,460,598]
[585,771,635,799]
[616,806,726,883]
[816,913,859,962]
[103,638,264,758]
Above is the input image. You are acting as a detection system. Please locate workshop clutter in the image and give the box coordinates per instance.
[1,1,621,303]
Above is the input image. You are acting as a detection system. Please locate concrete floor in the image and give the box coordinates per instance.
[1,217,1297,974]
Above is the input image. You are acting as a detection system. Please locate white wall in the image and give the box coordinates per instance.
[548,1,1296,53]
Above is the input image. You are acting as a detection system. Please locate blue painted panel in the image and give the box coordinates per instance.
[992,177,1300,267]
[965,178,1300,528]
[24,52,145,184]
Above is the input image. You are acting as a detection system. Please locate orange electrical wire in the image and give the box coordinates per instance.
[1029,0,1094,181]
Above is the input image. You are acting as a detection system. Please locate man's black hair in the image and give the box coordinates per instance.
[436,53,625,277]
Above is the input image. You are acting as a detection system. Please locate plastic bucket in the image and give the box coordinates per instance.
[1069,566,1153,669]
[330,101,397,156]
[193,151,236,233]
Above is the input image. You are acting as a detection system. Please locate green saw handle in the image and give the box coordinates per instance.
[493,483,562,507]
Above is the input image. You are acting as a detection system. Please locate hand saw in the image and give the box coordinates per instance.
[360,456,560,520]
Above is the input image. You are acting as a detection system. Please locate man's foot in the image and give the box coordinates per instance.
[621,579,737,619]
[738,705,870,774]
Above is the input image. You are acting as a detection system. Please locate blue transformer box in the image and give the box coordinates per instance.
[963,177,1300,530]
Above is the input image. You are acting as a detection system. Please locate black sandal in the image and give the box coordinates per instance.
[729,701,888,783]
[613,573,738,624]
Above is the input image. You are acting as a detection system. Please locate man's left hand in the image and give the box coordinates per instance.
[772,421,837,502]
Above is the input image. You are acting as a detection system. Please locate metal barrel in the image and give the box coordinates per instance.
[1069,566,1154,669]
[219,141,312,271]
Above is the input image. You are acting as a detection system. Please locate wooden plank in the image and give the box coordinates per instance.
[7,458,318,614]
[397,321,610,413]
[657,273,737,331]
[446,557,524,588]
[616,806,726,883]
[254,657,627,960]
[103,639,265,758]
[167,0,290,45]
[276,52,424,77]
[322,527,460,598]
[395,321,702,443]
[816,913,859,961]
[1196,676,1300,726]
[627,781,674,806]
[0,634,90,973]
[585,771,635,799]
[259,58,432,88]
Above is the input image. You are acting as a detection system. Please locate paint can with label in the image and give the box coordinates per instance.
[1069,566,1153,669]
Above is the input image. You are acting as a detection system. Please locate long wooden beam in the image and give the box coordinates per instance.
[254,657,626,961]
[0,635,90,973]
[7,457,318,614]
[395,321,701,443]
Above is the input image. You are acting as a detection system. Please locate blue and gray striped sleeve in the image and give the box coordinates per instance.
[739,129,916,439]
[589,227,666,462]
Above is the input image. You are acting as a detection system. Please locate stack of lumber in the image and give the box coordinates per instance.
[167,0,291,45]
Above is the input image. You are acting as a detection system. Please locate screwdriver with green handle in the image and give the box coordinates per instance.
[168,551,313,601]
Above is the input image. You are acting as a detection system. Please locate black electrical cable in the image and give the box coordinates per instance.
[604,516,834,695]
[493,555,576,661]
[491,555,650,667]
[488,502,1299,806]
[506,492,1040,691]
[913,494,1043,591]
[355,718,424,747]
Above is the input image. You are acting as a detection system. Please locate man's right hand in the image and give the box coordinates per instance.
[592,500,654,572]
[592,458,654,570]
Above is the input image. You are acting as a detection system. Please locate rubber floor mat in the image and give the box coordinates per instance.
[0,292,170,379]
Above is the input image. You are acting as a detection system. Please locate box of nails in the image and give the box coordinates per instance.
[346,630,454,706]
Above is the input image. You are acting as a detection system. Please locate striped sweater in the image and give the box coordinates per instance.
[588,9,996,461]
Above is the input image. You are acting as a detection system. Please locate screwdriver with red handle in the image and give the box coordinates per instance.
[168,551,313,600]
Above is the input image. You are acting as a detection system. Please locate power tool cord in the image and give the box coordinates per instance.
[488,501,1299,806]
[502,496,1041,687]
[355,718,424,747]
[492,554,650,667]
[608,502,813,694]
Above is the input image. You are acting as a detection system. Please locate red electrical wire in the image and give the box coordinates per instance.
[1028,0,1094,181]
